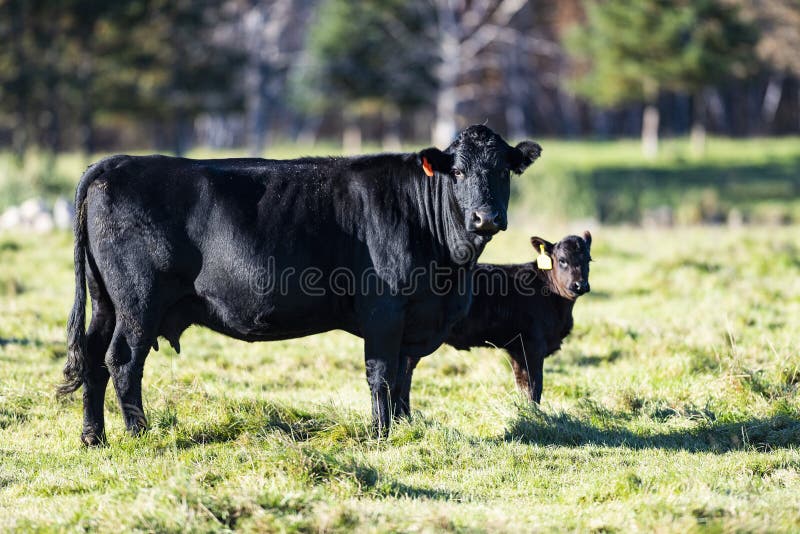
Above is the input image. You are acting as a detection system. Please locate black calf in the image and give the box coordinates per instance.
[400,232,592,410]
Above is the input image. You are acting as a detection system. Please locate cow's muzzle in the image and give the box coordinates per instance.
[469,209,506,235]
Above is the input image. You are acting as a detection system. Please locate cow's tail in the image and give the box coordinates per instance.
[57,156,126,397]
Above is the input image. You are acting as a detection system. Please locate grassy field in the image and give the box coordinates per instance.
[1,219,800,531]
[3,136,800,224]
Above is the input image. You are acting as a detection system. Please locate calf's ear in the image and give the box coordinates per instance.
[418,147,454,176]
[530,236,554,255]
[509,141,542,175]
[582,230,592,250]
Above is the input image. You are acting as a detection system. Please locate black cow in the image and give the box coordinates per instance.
[399,232,592,410]
[58,125,542,445]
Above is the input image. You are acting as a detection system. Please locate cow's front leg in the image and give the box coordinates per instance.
[362,309,405,437]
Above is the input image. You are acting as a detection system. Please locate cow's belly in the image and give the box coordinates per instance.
[401,290,471,358]
[198,287,351,339]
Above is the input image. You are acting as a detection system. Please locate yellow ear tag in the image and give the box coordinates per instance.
[536,244,552,270]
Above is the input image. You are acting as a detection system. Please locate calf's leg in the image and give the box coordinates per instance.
[508,342,545,404]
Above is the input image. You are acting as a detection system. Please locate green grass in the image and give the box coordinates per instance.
[1,223,799,532]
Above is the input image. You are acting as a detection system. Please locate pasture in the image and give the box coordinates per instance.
[1,141,800,532]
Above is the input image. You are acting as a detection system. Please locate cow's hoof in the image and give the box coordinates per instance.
[123,413,148,437]
[126,421,148,437]
[372,423,391,440]
[81,432,107,447]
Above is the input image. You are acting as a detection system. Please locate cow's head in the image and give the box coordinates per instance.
[531,231,592,299]
[418,125,541,237]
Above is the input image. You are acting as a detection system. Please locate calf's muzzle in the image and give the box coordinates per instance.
[572,281,590,295]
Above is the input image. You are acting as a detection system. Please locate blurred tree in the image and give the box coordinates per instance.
[221,0,314,156]
[734,0,800,131]
[298,0,543,148]
[0,0,243,156]
[296,0,436,151]
[115,0,245,155]
[566,0,756,157]
[427,0,532,146]
[680,1,757,154]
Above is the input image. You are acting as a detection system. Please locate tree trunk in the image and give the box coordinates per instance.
[74,21,98,155]
[432,7,460,147]
[296,115,322,147]
[504,47,528,141]
[80,97,95,156]
[381,107,402,151]
[245,60,270,156]
[690,91,706,157]
[10,2,28,164]
[641,103,659,159]
[48,99,61,153]
[172,113,191,157]
[558,88,580,137]
[761,75,784,132]
[342,112,362,154]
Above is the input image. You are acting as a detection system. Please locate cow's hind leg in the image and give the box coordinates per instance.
[105,322,154,436]
[81,263,115,446]
[81,308,114,446]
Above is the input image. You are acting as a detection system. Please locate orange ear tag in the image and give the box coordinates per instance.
[422,157,434,177]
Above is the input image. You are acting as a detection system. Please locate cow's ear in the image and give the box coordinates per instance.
[418,147,454,176]
[530,236,554,255]
[582,230,592,250]
[509,141,542,175]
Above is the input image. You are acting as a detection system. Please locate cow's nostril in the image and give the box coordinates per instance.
[470,210,501,234]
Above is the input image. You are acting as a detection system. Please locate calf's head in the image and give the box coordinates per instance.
[531,231,592,299]
[418,125,541,237]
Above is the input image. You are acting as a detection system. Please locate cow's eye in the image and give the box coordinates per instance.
[559,259,568,268]
[452,168,463,178]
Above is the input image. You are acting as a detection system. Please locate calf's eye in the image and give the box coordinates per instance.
[452,169,463,178]
[559,259,568,268]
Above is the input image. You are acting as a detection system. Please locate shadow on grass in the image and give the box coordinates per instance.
[0,406,29,429]
[0,337,39,348]
[572,349,624,367]
[173,399,371,449]
[576,158,800,223]
[172,407,461,501]
[385,481,459,500]
[0,337,66,363]
[505,408,800,453]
